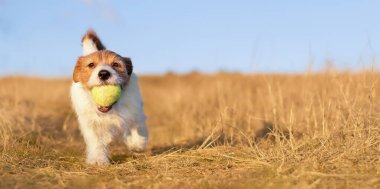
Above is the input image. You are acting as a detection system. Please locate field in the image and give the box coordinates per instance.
[0,72,379,188]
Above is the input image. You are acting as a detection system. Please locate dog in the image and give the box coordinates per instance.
[70,30,148,165]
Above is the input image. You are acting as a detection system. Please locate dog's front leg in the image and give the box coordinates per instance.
[124,124,148,152]
[79,120,110,165]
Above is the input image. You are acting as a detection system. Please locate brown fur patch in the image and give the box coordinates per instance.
[82,30,106,51]
[72,51,133,85]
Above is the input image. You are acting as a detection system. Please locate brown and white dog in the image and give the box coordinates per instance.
[71,30,148,165]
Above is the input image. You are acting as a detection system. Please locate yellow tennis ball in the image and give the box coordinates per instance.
[91,85,121,107]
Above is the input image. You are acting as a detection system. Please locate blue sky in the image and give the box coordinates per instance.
[0,0,379,76]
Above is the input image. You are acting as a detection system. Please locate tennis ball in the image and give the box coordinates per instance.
[91,85,121,107]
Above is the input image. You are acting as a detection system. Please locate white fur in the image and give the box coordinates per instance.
[82,39,98,55]
[71,73,148,165]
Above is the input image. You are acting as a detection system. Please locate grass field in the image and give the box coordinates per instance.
[0,72,379,188]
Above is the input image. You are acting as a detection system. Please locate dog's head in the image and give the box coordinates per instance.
[73,30,133,88]
[72,30,133,112]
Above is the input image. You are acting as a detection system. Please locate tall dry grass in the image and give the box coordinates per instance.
[0,72,379,188]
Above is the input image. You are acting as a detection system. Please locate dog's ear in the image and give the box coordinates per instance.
[82,29,106,55]
[123,57,133,75]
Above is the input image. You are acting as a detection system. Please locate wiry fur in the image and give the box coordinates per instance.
[71,30,148,165]
[82,29,106,55]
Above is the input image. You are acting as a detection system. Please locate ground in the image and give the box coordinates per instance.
[0,72,379,189]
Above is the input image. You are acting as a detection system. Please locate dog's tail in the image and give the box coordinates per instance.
[81,29,106,55]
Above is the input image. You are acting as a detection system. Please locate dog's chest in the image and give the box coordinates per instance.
[71,83,135,127]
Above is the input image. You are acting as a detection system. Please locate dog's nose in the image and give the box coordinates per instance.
[98,70,111,80]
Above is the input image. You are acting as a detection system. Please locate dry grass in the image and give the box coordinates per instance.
[0,72,379,188]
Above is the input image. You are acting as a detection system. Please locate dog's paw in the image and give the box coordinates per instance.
[86,159,110,166]
[86,156,110,166]
[125,135,147,152]
[128,144,145,152]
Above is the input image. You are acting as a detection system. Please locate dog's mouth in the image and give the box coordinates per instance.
[97,105,112,113]
[91,83,122,113]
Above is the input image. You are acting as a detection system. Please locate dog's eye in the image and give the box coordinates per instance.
[112,62,120,68]
[88,63,95,68]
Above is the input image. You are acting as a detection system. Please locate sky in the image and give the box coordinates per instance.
[0,0,380,76]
